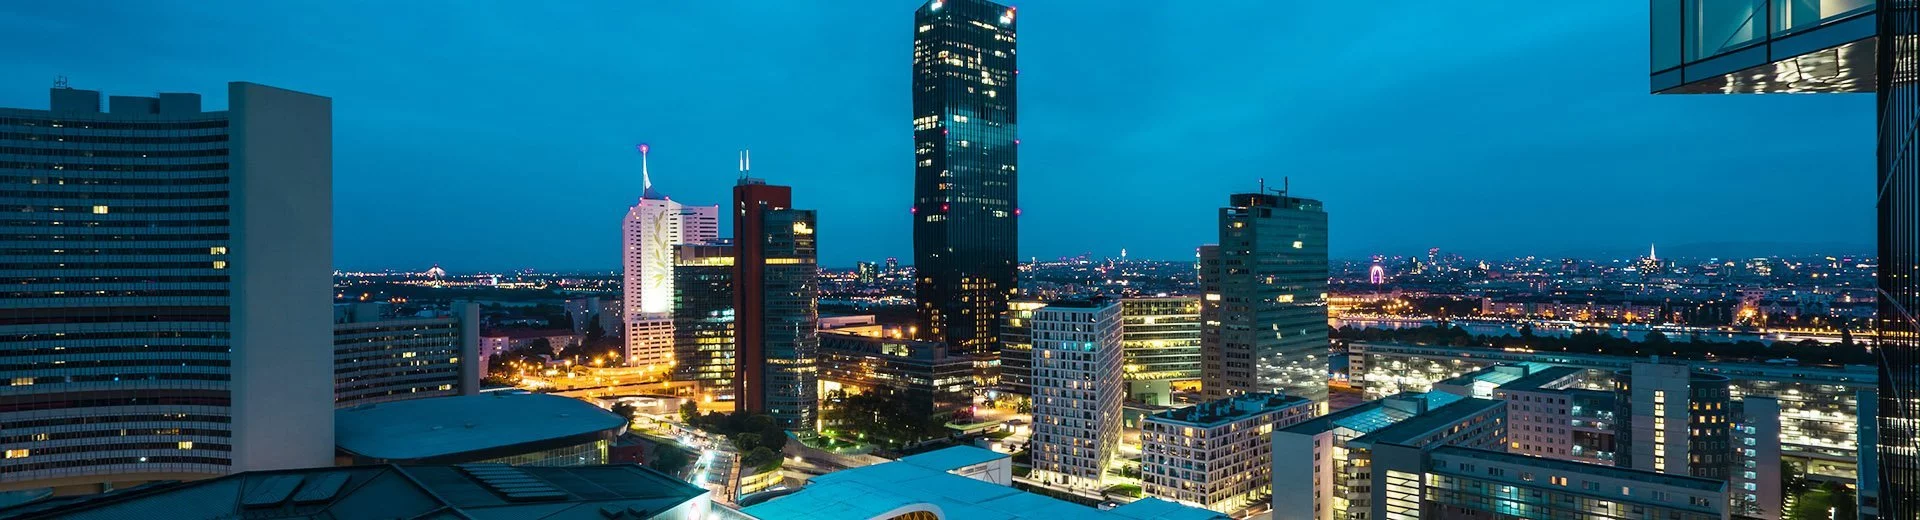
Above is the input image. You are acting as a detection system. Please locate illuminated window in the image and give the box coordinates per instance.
[178,441,194,450]
[212,260,228,269]
[92,205,109,214]
[3,449,26,459]
[9,377,29,386]
[211,246,228,255]
[1292,241,1304,249]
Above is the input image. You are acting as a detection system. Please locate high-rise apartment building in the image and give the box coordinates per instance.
[732,178,818,430]
[1120,296,1201,406]
[673,244,734,401]
[1646,4,1891,517]
[332,302,480,408]
[1615,362,1733,481]
[1140,392,1316,513]
[1029,299,1122,490]
[622,145,680,370]
[0,83,334,493]
[911,0,1019,354]
[1200,190,1329,403]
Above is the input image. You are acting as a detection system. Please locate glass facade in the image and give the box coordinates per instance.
[759,209,818,430]
[0,92,236,486]
[1200,193,1329,402]
[1879,2,1920,517]
[1120,297,1203,386]
[474,439,609,467]
[816,332,975,420]
[1650,0,1877,93]
[912,0,1019,355]
[996,301,1041,397]
[673,244,735,400]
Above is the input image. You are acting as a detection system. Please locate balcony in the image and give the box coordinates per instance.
[1651,0,1877,93]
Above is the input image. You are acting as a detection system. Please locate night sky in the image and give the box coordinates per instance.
[0,1,1874,270]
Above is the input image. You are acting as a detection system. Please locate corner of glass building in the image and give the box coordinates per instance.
[1651,0,1877,94]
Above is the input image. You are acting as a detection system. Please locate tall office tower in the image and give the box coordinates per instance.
[0,83,333,493]
[332,302,481,408]
[622,145,680,369]
[1120,296,1202,406]
[911,0,1019,354]
[1199,190,1329,403]
[732,178,819,430]
[673,244,735,401]
[679,205,719,246]
[1614,362,1732,481]
[1647,5,1890,517]
[996,300,1044,397]
[855,261,878,284]
[1029,299,1123,490]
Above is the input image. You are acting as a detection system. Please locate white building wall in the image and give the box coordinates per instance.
[1029,301,1123,490]
[228,82,336,472]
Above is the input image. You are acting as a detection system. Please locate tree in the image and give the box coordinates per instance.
[524,338,555,359]
[584,314,605,343]
[732,432,762,452]
[680,401,699,424]
[610,402,637,423]
[741,447,781,473]
[651,446,690,476]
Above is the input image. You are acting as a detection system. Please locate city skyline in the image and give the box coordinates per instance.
[0,1,1873,270]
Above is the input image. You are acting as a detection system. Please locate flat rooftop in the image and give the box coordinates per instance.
[1497,366,1586,391]
[743,448,1222,520]
[896,445,1009,472]
[1431,446,1727,493]
[1147,392,1310,427]
[1283,391,1467,437]
[335,392,626,461]
[1352,397,1505,446]
[0,463,705,520]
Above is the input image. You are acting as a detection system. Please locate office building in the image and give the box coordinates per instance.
[1028,299,1123,490]
[741,446,1224,520]
[1423,446,1729,520]
[1647,5,1893,517]
[623,144,681,369]
[0,463,710,520]
[996,300,1043,397]
[1734,396,1784,520]
[911,0,1020,355]
[331,302,481,408]
[1271,391,1506,520]
[1139,392,1316,513]
[817,328,976,421]
[1200,190,1330,403]
[1351,342,1869,490]
[674,244,735,401]
[1120,296,1201,405]
[564,296,622,339]
[856,261,878,284]
[680,204,719,246]
[732,177,818,430]
[1615,362,1733,481]
[0,83,333,493]
[333,392,626,466]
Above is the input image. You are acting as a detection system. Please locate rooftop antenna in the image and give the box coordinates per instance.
[637,143,656,198]
[738,148,751,180]
[52,76,68,89]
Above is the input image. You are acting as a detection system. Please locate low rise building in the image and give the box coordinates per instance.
[1423,446,1728,520]
[740,446,1223,520]
[1140,392,1317,512]
[0,463,709,520]
[1272,391,1507,520]
[333,392,626,466]
[816,329,975,421]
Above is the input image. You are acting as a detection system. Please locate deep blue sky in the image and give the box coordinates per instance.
[0,1,1873,270]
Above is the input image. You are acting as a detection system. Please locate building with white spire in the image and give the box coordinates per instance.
[622,144,687,370]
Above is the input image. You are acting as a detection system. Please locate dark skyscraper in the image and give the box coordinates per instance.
[732,178,818,430]
[673,244,734,402]
[1200,190,1329,404]
[911,0,1019,354]
[1881,6,1918,517]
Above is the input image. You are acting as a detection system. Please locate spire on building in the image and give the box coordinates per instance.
[639,143,664,199]
[1649,243,1657,261]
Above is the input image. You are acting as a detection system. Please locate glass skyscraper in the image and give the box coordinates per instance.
[732,178,818,430]
[1200,191,1329,404]
[1648,3,1893,517]
[911,0,1019,355]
